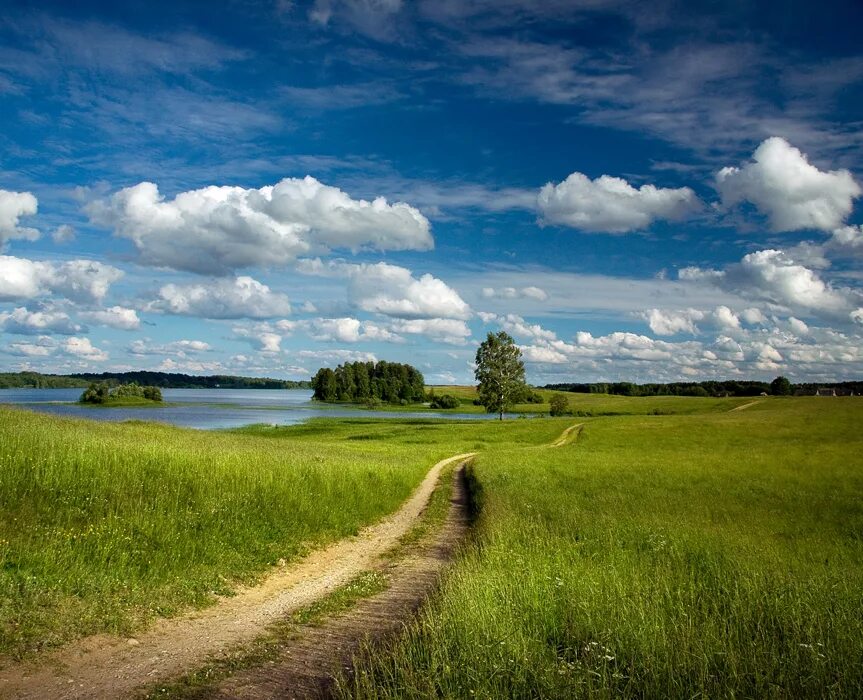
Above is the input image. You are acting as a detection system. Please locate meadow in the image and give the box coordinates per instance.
[0,406,559,661]
[423,385,751,415]
[344,398,863,698]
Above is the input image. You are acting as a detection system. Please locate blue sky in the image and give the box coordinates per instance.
[1,0,862,384]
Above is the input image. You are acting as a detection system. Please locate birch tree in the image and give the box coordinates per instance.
[474,331,527,420]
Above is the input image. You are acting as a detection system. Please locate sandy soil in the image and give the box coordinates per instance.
[550,423,584,447]
[0,453,475,700]
[730,400,762,411]
[203,463,473,700]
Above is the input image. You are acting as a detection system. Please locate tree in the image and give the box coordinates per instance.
[770,375,792,396]
[474,331,527,420]
[549,393,569,416]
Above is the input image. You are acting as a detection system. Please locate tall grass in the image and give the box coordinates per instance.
[344,399,863,698]
[0,408,560,660]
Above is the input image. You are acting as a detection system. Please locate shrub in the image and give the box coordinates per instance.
[549,393,570,416]
[430,394,460,409]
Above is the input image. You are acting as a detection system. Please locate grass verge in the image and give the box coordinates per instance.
[342,398,863,699]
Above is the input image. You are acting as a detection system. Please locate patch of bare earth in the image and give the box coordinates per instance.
[0,453,475,700]
[730,400,762,412]
[550,423,583,447]
[202,461,474,700]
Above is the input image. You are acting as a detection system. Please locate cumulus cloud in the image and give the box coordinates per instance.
[481,286,548,301]
[644,306,740,336]
[644,308,702,335]
[52,224,76,244]
[716,137,861,232]
[680,249,860,319]
[87,177,432,274]
[62,336,108,362]
[832,225,863,248]
[147,276,292,319]
[308,317,403,343]
[389,318,471,345]
[0,255,122,303]
[0,305,82,335]
[129,338,211,356]
[0,189,39,246]
[344,262,471,320]
[80,306,140,330]
[537,172,699,233]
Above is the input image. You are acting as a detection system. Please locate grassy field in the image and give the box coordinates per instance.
[344,398,863,698]
[0,407,560,661]
[423,385,753,415]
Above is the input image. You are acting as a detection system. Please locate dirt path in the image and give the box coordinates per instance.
[0,453,475,700]
[550,423,584,447]
[730,400,762,412]
[203,464,473,700]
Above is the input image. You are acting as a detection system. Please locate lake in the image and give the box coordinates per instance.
[0,388,513,429]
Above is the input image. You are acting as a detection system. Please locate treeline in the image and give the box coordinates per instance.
[312,361,425,404]
[0,371,310,389]
[0,372,88,388]
[544,380,863,397]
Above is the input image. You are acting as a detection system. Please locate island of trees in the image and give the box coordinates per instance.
[80,382,163,405]
[312,361,425,404]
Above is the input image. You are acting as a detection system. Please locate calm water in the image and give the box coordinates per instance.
[0,388,510,429]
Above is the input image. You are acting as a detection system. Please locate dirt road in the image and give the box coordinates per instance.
[0,453,475,700]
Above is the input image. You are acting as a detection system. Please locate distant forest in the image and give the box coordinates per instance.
[312,361,425,404]
[544,380,863,397]
[0,371,310,390]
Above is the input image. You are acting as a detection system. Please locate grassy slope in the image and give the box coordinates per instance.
[423,385,753,415]
[345,398,863,699]
[0,408,560,660]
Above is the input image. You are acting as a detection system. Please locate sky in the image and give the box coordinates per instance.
[1,0,862,385]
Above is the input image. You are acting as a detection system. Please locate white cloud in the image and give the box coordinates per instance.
[344,262,471,320]
[62,336,108,362]
[0,255,122,303]
[296,348,377,364]
[390,318,471,345]
[6,336,56,357]
[498,314,557,342]
[537,172,699,233]
[681,249,857,317]
[308,317,403,343]
[832,225,863,248]
[52,224,76,244]
[481,286,548,301]
[0,306,82,335]
[712,305,740,330]
[716,137,861,232]
[80,306,140,330]
[87,177,432,274]
[644,308,703,335]
[741,307,766,325]
[148,276,292,319]
[129,339,211,356]
[0,189,39,246]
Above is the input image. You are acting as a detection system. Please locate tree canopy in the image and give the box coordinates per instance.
[474,331,527,420]
[311,361,425,404]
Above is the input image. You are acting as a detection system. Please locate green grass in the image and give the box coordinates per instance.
[343,398,863,698]
[0,408,559,661]
[424,385,754,415]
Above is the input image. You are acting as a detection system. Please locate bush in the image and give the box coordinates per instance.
[549,393,570,417]
[80,382,110,404]
[523,390,544,404]
[143,386,162,401]
[430,394,460,409]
